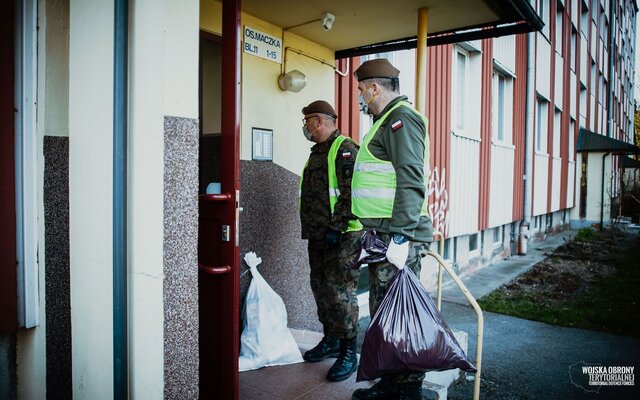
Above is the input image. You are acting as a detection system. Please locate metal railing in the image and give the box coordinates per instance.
[429,231,484,400]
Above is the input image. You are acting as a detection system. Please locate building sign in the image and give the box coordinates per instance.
[243,26,282,64]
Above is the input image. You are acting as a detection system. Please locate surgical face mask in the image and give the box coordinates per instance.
[302,117,319,141]
[358,84,376,115]
[302,125,315,141]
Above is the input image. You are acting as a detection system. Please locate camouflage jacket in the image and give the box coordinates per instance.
[300,130,359,240]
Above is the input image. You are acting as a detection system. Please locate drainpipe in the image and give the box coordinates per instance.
[607,0,615,138]
[600,152,610,231]
[113,0,128,398]
[520,31,535,254]
[415,7,428,114]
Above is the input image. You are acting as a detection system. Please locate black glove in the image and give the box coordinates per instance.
[323,228,342,247]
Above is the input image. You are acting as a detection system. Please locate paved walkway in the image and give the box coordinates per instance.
[240,230,640,399]
[439,229,640,399]
[442,301,640,399]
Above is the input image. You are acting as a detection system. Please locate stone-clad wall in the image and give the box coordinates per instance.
[43,136,72,400]
[239,160,321,333]
[163,116,199,398]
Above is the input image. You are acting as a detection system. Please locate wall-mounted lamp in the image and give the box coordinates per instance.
[278,12,346,93]
[278,69,307,93]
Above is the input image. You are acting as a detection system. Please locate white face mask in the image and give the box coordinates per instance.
[358,84,376,115]
[302,117,319,141]
[302,125,315,141]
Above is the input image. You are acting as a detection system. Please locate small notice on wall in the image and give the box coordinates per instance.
[252,128,273,161]
[243,26,282,64]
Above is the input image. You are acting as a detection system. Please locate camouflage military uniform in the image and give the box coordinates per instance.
[300,130,361,340]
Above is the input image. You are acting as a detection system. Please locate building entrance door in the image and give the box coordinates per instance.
[198,23,241,400]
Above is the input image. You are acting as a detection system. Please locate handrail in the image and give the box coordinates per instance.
[426,248,484,400]
[433,231,445,310]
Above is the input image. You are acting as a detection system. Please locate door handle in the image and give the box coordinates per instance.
[198,263,231,275]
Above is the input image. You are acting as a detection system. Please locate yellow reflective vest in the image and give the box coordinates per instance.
[300,135,363,233]
[352,101,429,218]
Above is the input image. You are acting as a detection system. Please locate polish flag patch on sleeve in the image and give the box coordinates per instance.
[391,119,403,132]
[342,151,352,158]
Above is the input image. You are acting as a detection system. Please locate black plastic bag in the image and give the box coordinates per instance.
[350,229,388,269]
[357,266,477,381]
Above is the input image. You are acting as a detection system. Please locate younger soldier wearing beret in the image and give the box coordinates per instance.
[299,100,362,382]
[351,59,434,400]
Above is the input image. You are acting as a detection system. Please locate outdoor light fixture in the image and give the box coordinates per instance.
[278,69,307,93]
[278,11,343,93]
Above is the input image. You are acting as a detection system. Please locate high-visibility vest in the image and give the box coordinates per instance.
[300,135,363,233]
[352,101,429,218]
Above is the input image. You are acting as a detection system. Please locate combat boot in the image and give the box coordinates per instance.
[303,336,340,362]
[397,381,422,400]
[352,380,422,400]
[326,338,358,382]
[352,379,397,399]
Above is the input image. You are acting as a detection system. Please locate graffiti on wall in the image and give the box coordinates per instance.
[427,167,449,237]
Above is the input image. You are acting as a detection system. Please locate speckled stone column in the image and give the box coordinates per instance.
[163,116,199,399]
[43,136,72,400]
[240,160,322,333]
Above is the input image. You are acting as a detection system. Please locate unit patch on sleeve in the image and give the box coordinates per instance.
[391,119,403,132]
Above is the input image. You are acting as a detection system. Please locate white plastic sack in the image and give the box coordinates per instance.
[238,252,303,371]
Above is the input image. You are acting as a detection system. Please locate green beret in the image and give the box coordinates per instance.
[354,58,400,81]
[302,100,337,118]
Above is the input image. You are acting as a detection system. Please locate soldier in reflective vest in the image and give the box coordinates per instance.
[350,59,434,400]
[299,100,363,382]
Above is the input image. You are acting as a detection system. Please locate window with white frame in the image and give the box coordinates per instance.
[443,238,452,261]
[452,44,481,139]
[553,108,561,158]
[469,233,479,254]
[569,118,575,161]
[536,97,549,153]
[454,48,469,133]
[539,0,550,38]
[556,3,564,54]
[492,226,503,247]
[580,2,589,36]
[492,70,513,144]
[570,28,577,71]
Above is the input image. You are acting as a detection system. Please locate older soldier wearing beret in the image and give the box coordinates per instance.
[299,100,362,382]
[351,59,434,400]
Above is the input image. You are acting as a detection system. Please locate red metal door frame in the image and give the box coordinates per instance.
[198,0,241,399]
[0,0,18,334]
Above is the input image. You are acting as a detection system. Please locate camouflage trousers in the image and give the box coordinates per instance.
[367,231,430,384]
[308,231,361,340]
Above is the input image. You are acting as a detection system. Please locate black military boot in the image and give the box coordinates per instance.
[352,380,422,400]
[397,381,422,400]
[303,336,340,362]
[326,338,358,382]
[352,379,397,400]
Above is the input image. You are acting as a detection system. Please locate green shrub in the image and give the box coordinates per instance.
[575,227,595,242]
